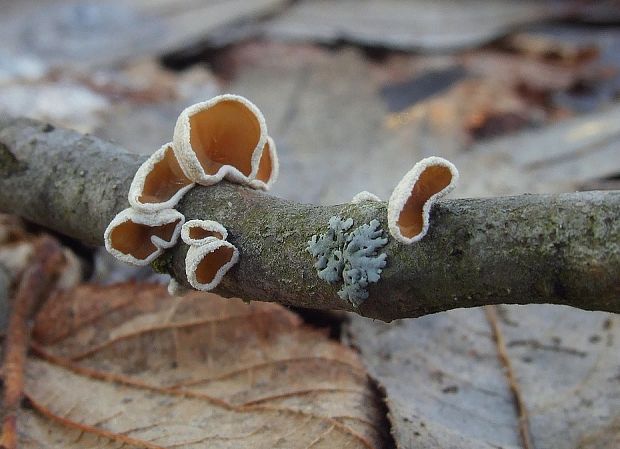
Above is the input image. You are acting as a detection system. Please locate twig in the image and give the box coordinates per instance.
[0,237,63,449]
[0,117,618,321]
[485,305,534,449]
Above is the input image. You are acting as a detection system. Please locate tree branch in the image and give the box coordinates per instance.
[0,117,618,321]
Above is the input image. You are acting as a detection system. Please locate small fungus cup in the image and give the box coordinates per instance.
[181,219,228,246]
[173,94,271,187]
[351,191,381,204]
[128,143,194,212]
[104,208,185,265]
[185,240,240,291]
[388,156,458,244]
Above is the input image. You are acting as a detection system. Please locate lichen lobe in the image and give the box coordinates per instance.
[340,219,388,306]
[307,216,353,283]
[307,216,388,307]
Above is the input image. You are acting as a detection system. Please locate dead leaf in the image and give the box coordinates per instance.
[347,305,620,449]
[0,0,289,69]
[0,215,84,285]
[21,283,390,448]
[265,0,566,52]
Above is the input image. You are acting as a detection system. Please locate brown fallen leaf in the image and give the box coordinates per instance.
[0,214,84,293]
[19,283,389,448]
[348,306,620,449]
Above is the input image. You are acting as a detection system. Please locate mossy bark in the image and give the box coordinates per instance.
[0,117,618,321]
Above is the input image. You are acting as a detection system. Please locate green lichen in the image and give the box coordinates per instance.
[307,216,387,307]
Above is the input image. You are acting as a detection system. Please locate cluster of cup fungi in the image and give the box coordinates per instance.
[104,95,278,293]
[104,94,458,300]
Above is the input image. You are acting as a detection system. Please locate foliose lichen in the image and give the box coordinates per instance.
[307,216,353,283]
[339,219,388,306]
[307,216,388,307]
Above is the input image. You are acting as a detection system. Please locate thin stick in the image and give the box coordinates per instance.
[0,117,619,321]
[485,305,534,449]
[0,237,63,449]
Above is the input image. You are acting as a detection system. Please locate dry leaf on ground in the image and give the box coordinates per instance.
[17,283,390,449]
[347,305,620,449]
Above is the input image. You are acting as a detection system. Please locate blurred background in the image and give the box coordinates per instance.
[2,0,620,205]
[2,2,620,448]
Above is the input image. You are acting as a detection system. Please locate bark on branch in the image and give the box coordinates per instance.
[0,117,618,321]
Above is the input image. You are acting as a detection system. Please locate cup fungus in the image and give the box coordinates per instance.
[104,208,184,265]
[181,219,228,246]
[173,94,272,187]
[185,239,239,291]
[104,94,278,289]
[249,136,279,190]
[351,191,381,204]
[128,143,194,212]
[388,156,458,244]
